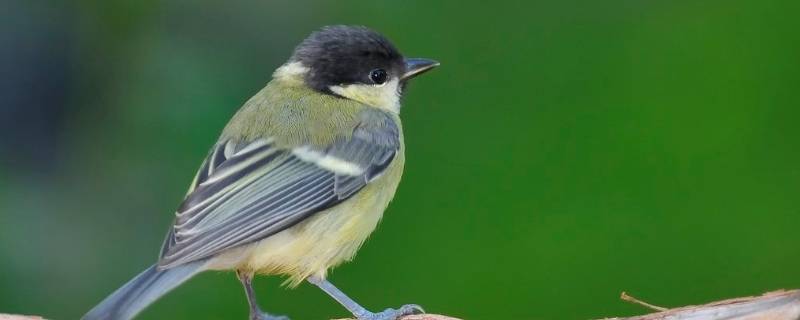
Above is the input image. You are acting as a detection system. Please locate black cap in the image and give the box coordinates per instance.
[291,25,406,93]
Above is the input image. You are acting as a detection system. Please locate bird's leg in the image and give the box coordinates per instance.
[307,276,423,320]
[236,270,290,320]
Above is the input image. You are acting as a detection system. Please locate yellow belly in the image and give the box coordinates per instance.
[207,145,404,287]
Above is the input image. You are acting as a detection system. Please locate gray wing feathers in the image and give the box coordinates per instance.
[160,149,338,267]
[157,109,400,269]
[329,111,399,196]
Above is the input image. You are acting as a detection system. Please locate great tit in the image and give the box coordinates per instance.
[82,25,439,320]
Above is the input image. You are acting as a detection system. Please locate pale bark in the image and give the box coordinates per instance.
[0,315,43,320]
[5,290,800,320]
[604,290,800,320]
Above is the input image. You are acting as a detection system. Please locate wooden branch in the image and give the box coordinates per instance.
[337,314,461,320]
[0,313,461,320]
[620,292,668,312]
[395,315,462,320]
[0,315,43,320]
[604,290,800,320]
[5,290,800,320]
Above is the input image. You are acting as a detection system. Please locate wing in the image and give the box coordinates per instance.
[157,110,400,269]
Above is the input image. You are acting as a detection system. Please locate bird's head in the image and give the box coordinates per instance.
[274,25,439,112]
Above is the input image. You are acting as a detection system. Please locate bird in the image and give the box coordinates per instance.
[82,25,439,320]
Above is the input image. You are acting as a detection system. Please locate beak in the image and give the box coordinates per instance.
[402,58,440,80]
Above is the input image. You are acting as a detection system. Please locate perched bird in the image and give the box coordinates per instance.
[83,25,439,320]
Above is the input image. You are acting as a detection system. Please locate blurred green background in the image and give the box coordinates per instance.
[2,0,799,319]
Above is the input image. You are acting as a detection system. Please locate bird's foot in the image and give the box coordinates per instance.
[356,304,424,320]
[250,311,290,320]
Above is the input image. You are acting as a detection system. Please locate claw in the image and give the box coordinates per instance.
[307,277,424,320]
[359,304,424,320]
[398,304,425,315]
[252,312,290,320]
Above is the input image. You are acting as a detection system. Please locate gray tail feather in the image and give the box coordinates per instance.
[82,261,205,320]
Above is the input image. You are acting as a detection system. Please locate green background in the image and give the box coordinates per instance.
[2,0,799,319]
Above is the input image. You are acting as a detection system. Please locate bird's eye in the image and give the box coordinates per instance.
[369,69,388,84]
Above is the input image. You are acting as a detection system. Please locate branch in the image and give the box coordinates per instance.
[0,315,43,320]
[604,289,800,320]
[337,315,461,320]
[396,315,461,320]
[620,292,667,312]
[5,290,799,320]
[0,312,462,320]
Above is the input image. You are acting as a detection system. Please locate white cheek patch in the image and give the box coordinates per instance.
[292,146,365,176]
[329,78,401,113]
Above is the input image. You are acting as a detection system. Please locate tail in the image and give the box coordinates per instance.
[83,261,205,320]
